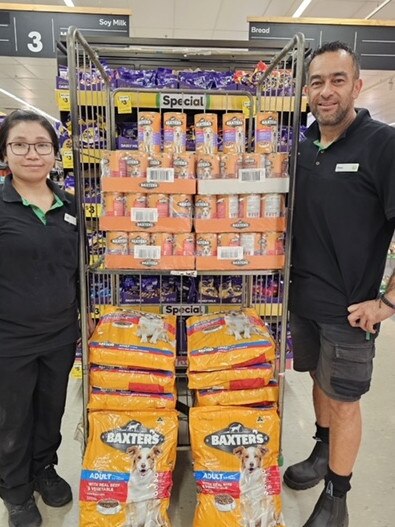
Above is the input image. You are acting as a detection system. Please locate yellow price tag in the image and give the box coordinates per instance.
[116,94,132,114]
[57,91,71,111]
[61,148,73,169]
[85,203,102,218]
[242,99,255,118]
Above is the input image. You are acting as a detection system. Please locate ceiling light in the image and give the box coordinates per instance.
[64,0,75,7]
[0,88,59,123]
[292,0,313,18]
[365,0,392,19]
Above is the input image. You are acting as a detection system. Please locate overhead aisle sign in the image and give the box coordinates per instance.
[0,4,131,58]
[248,17,395,70]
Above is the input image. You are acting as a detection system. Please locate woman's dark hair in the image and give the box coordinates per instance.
[0,109,59,161]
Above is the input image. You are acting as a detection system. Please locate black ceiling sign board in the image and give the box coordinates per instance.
[249,21,395,70]
[0,9,129,58]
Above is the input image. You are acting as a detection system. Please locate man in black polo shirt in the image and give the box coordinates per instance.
[283,42,395,526]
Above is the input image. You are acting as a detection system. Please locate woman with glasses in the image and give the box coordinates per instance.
[0,110,80,527]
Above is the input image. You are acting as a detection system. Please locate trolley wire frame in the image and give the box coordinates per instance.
[65,26,305,450]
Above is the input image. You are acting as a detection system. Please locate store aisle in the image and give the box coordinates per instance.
[0,317,394,527]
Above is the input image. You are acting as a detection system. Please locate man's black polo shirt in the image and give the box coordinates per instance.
[0,176,80,355]
[289,109,395,323]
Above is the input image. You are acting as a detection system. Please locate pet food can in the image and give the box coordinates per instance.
[261,194,284,218]
[216,195,239,219]
[255,111,278,154]
[242,153,266,170]
[147,193,170,219]
[128,232,151,255]
[260,232,285,255]
[173,152,196,179]
[163,112,187,154]
[174,233,195,256]
[124,193,147,218]
[106,231,128,255]
[195,195,217,220]
[150,232,174,256]
[240,233,260,256]
[196,233,217,257]
[243,194,261,219]
[170,194,193,218]
[266,152,288,178]
[103,192,125,217]
[138,111,161,154]
[194,113,218,154]
[219,153,243,179]
[217,233,241,247]
[222,112,245,154]
[196,153,220,180]
[119,152,148,178]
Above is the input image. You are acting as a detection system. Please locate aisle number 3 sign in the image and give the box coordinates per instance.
[0,10,130,59]
[27,31,44,53]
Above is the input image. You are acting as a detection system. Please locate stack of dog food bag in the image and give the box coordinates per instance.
[80,309,178,526]
[187,308,285,526]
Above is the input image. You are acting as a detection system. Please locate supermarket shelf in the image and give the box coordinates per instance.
[61,148,105,168]
[56,89,307,113]
[91,302,282,317]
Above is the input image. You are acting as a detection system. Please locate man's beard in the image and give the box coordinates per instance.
[312,104,350,127]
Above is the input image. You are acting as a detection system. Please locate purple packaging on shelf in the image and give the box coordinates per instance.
[116,137,138,150]
[218,275,243,304]
[161,276,178,303]
[156,68,179,88]
[198,276,219,303]
[56,76,69,90]
[213,71,239,91]
[119,276,141,304]
[179,276,197,304]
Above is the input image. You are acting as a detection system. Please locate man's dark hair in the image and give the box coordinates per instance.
[0,109,59,161]
[307,41,360,80]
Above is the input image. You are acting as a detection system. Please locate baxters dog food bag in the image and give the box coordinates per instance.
[90,365,175,393]
[196,381,278,407]
[187,308,276,372]
[190,406,285,527]
[80,410,178,527]
[188,364,273,390]
[89,387,177,411]
[89,310,176,372]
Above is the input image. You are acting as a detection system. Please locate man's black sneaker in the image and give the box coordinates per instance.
[4,496,42,527]
[34,464,72,507]
[283,438,329,490]
[303,481,349,527]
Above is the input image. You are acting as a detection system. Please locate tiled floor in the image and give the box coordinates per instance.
[1,317,394,526]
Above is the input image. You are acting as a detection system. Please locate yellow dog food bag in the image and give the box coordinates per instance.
[88,387,177,411]
[187,308,276,372]
[89,310,176,372]
[80,410,178,527]
[190,406,285,527]
[196,381,278,407]
[188,363,273,390]
[90,365,175,393]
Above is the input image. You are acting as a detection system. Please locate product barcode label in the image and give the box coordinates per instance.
[131,208,158,223]
[239,168,266,181]
[217,246,244,260]
[134,245,161,259]
[147,168,175,182]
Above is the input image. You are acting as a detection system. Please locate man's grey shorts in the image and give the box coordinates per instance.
[290,312,377,402]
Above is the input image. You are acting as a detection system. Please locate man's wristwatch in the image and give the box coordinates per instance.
[379,293,395,310]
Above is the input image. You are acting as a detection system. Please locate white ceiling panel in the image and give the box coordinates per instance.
[129,0,174,31]
[174,0,220,31]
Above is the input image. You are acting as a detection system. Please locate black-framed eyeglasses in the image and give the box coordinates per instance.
[7,142,54,156]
